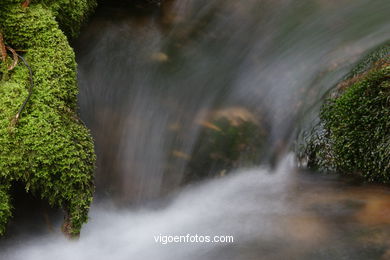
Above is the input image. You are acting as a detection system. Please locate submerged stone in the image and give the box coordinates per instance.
[184,107,268,181]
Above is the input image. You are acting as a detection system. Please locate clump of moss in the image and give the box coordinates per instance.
[0,1,96,236]
[303,45,390,183]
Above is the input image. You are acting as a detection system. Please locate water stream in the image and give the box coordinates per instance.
[1,0,390,259]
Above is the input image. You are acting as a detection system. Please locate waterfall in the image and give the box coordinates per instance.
[2,0,390,259]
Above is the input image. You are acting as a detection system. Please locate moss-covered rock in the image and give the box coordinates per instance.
[0,0,96,236]
[303,44,390,183]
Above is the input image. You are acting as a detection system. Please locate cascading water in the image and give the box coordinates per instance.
[1,0,390,259]
[75,0,390,202]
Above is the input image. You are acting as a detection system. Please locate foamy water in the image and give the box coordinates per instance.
[3,156,296,260]
[3,155,390,259]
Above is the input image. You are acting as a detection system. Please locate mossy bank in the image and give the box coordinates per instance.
[0,0,96,236]
[303,43,390,183]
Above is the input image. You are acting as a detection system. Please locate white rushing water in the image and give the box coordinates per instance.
[3,156,301,260]
[4,154,388,259]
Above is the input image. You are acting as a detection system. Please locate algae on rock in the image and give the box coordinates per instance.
[0,0,96,236]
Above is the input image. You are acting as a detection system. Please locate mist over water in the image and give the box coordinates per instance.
[2,0,390,259]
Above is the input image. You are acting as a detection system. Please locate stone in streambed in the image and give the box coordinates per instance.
[184,107,269,181]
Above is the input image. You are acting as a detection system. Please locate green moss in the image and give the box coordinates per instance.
[1,0,96,39]
[0,1,96,236]
[304,50,390,183]
[0,183,12,235]
[322,65,389,182]
[39,0,97,39]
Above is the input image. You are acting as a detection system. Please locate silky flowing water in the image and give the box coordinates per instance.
[1,0,390,259]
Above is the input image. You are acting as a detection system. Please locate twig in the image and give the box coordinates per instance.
[0,32,6,62]
[0,34,19,71]
[6,46,18,70]
[10,54,34,127]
